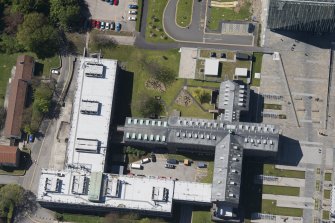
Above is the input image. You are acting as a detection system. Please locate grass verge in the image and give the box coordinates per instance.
[325,172,332,181]
[263,164,305,179]
[264,104,282,110]
[251,52,263,86]
[146,0,173,43]
[324,189,331,199]
[136,0,144,32]
[323,210,330,220]
[176,0,193,27]
[262,185,300,196]
[262,199,303,217]
[192,210,213,223]
[200,161,214,183]
[207,2,251,30]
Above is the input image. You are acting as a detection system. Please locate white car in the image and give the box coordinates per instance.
[128,16,137,21]
[128,10,137,15]
[105,22,110,29]
[51,69,60,75]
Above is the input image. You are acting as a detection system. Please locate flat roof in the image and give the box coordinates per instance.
[204,59,219,76]
[174,181,212,203]
[66,57,117,172]
[88,172,103,201]
[38,170,181,213]
[235,68,248,77]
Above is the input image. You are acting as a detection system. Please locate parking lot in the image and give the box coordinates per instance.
[86,0,137,32]
[129,157,209,182]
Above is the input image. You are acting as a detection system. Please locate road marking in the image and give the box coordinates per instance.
[293,77,325,82]
[292,92,316,97]
[300,141,323,146]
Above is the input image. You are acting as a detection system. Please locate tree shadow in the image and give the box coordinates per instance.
[34,62,44,77]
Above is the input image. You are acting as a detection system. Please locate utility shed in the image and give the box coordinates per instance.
[204,59,219,76]
[235,68,248,77]
[88,172,103,202]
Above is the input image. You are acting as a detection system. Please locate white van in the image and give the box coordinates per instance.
[141,158,151,164]
[130,163,143,170]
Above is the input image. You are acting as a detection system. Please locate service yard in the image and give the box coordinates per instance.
[86,0,137,32]
[129,157,209,182]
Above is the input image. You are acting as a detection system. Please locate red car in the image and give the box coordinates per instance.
[96,21,101,29]
[114,0,118,5]
[91,19,97,28]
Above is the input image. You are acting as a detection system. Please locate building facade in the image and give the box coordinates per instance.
[267,0,335,33]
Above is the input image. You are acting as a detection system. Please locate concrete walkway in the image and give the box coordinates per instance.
[263,194,314,209]
[263,177,305,187]
[275,165,306,171]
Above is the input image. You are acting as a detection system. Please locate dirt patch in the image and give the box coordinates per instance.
[251,0,262,21]
[145,78,166,92]
[175,90,193,106]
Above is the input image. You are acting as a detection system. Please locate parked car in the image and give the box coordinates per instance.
[141,158,151,164]
[109,0,114,5]
[166,159,178,165]
[110,21,115,30]
[165,164,175,169]
[28,134,34,143]
[220,53,226,58]
[105,22,110,29]
[128,16,137,21]
[114,0,118,5]
[51,69,60,75]
[128,4,138,9]
[151,153,156,162]
[100,21,105,29]
[96,21,101,29]
[116,22,121,32]
[210,52,216,58]
[129,10,137,15]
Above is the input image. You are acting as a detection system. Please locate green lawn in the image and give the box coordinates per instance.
[325,172,332,181]
[323,210,330,220]
[136,0,144,31]
[60,213,103,223]
[192,210,213,223]
[221,60,251,78]
[200,161,214,183]
[264,104,282,110]
[170,103,213,119]
[262,199,303,217]
[262,185,300,196]
[146,0,173,42]
[207,2,251,30]
[176,0,193,27]
[188,87,215,110]
[0,53,59,106]
[89,45,197,118]
[263,164,305,179]
[324,189,331,199]
[186,79,221,88]
[251,52,263,86]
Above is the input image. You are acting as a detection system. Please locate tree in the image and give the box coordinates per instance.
[33,83,53,113]
[144,62,176,86]
[17,12,60,58]
[0,34,24,54]
[90,33,116,50]
[140,97,164,118]
[12,0,50,15]
[50,0,81,31]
